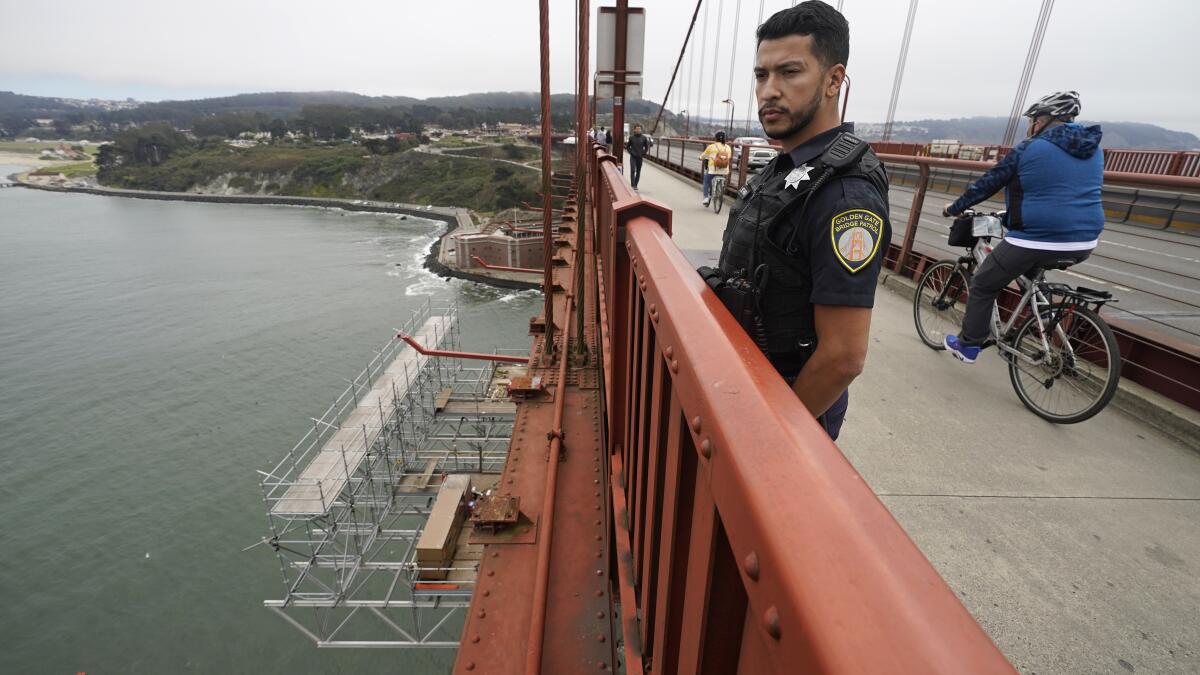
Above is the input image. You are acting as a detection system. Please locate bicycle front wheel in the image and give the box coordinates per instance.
[913,260,971,349]
[1007,304,1121,424]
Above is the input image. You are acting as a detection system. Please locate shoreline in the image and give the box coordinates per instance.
[8,180,542,292]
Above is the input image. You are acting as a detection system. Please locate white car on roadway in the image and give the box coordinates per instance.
[732,136,778,171]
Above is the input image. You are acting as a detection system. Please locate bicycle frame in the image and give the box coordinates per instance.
[946,237,1075,368]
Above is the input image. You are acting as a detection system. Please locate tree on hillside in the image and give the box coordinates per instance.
[101,122,192,169]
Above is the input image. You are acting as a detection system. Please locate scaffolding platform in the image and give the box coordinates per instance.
[271,315,452,516]
[257,300,528,648]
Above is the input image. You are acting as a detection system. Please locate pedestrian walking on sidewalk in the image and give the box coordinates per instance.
[626,124,651,189]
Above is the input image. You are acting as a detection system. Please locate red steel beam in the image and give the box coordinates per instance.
[538,0,556,364]
[395,334,530,364]
[523,290,575,675]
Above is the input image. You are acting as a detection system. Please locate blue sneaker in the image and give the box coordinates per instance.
[944,335,981,364]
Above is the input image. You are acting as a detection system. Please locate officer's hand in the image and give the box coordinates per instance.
[942,203,955,218]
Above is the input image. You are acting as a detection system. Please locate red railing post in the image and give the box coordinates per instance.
[896,162,930,276]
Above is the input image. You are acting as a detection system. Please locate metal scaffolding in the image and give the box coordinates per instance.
[256,299,523,648]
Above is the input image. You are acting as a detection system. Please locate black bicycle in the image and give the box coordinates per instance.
[912,210,1122,423]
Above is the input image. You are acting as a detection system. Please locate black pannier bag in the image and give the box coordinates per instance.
[947,215,978,247]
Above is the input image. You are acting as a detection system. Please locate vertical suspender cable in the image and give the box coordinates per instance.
[686,25,695,134]
[1002,0,1047,145]
[538,0,554,358]
[745,0,765,131]
[650,0,705,135]
[724,0,743,135]
[696,0,709,133]
[1002,0,1056,146]
[881,0,919,142]
[708,0,724,123]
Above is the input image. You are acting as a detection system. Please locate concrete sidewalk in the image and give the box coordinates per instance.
[631,157,1200,675]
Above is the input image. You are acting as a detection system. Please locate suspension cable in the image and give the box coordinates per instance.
[708,0,724,124]
[745,0,765,131]
[696,0,709,134]
[724,0,743,135]
[650,0,705,136]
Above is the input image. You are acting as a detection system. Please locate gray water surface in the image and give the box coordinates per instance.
[0,181,538,674]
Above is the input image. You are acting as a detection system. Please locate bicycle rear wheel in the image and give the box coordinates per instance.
[713,180,725,213]
[913,260,971,349]
[1007,304,1121,423]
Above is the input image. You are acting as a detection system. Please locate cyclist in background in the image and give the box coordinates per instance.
[699,131,733,207]
[941,91,1105,363]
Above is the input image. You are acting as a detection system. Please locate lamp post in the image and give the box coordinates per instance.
[680,109,689,138]
[721,98,735,137]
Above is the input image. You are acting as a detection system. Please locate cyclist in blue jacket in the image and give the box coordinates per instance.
[941,91,1105,363]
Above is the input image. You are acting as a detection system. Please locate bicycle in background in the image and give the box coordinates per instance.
[912,210,1122,423]
[710,174,727,214]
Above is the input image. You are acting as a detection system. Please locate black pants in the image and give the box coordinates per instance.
[960,240,1092,345]
[629,154,644,188]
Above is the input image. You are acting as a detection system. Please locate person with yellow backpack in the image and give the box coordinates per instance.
[699,131,733,207]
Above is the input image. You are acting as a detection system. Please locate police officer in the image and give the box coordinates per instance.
[716,1,890,440]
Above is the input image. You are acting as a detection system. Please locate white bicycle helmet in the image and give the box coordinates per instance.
[1023,91,1081,120]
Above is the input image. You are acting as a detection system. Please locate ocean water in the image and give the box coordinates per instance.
[0,178,539,674]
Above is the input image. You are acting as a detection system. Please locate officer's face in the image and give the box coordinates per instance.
[754,35,843,142]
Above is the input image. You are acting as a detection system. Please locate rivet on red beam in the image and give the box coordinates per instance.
[478,609,486,618]
[471,635,480,644]
[690,416,702,433]
[743,551,760,581]
[763,606,782,640]
[700,439,712,458]
[670,360,679,373]
[465,662,475,671]
[664,346,673,358]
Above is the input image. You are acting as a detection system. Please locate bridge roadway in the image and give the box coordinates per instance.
[629,156,1200,674]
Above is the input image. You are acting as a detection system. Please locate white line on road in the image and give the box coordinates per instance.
[1077,261,1200,296]
[1100,239,1200,264]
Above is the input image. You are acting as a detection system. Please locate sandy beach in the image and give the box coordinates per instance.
[0,151,82,172]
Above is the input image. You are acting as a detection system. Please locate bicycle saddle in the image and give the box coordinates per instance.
[1043,259,1080,270]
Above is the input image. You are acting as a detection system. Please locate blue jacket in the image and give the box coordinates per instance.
[950,123,1105,244]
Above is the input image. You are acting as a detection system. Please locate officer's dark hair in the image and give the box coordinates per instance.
[756,0,849,70]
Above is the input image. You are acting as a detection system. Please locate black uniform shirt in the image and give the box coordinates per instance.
[770,123,892,308]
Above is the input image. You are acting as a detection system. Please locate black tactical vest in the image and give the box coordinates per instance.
[717,140,888,372]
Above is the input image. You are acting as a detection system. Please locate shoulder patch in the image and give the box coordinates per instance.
[830,209,883,273]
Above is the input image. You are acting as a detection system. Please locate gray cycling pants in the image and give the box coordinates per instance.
[960,240,1092,345]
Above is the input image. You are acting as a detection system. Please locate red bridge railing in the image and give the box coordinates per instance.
[588,143,1014,674]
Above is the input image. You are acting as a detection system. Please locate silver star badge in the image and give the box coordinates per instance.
[784,164,814,189]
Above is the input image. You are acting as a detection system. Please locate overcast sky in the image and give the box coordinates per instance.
[2,0,1197,136]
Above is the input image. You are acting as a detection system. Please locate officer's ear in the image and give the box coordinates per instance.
[824,64,846,100]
